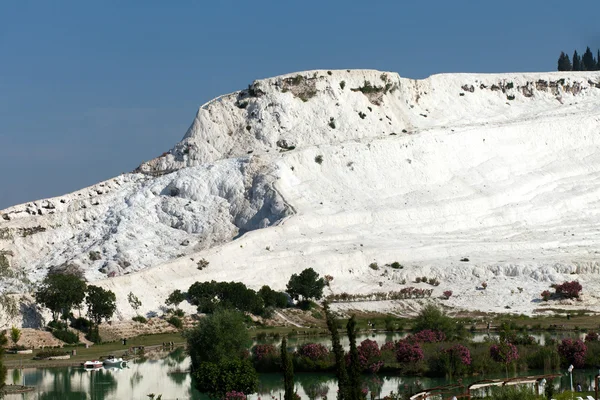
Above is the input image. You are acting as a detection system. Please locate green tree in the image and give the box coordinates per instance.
[194,359,258,399]
[286,268,326,302]
[259,285,288,308]
[85,285,116,342]
[324,301,349,400]
[412,304,458,339]
[166,289,185,310]
[10,326,21,346]
[583,46,596,71]
[127,292,142,316]
[557,51,572,71]
[35,273,87,325]
[346,316,363,400]
[0,330,7,392]
[186,309,252,371]
[573,50,582,71]
[281,337,295,400]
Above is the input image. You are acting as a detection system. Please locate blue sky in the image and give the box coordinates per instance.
[1,0,599,209]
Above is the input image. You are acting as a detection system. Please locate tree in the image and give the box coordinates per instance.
[166,289,185,310]
[0,330,6,392]
[557,51,572,71]
[346,316,362,400]
[412,304,458,339]
[10,326,21,346]
[286,268,325,303]
[258,285,288,308]
[35,273,87,325]
[127,292,142,316]
[85,285,116,342]
[573,50,582,71]
[582,46,596,71]
[185,309,252,371]
[194,359,258,399]
[324,302,349,400]
[281,337,295,400]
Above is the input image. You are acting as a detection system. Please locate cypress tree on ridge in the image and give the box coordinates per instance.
[557,51,572,71]
[573,50,581,71]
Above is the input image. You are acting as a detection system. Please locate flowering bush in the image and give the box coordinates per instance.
[490,341,519,364]
[409,329,446,343]
[481,282,488,289]
[297,343,329,361]
[585,331,599,342]
[558,338,587,368]
[554,281,582,299]
[224,391,247,400]
[443,344,471,366]
[356,339,384,373]
[395,340,424,363]
[443,290,452,299]
[251,344,277,361]
[541,290,552,301]
[381,341,396,352]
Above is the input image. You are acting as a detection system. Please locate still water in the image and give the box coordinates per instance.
[5,331,590,400]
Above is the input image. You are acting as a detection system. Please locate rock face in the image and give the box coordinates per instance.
[3,69,600,322]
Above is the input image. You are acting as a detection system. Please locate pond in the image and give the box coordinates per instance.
[5,348,597,400]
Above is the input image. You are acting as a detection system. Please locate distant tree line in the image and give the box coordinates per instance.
[557,47,600,71]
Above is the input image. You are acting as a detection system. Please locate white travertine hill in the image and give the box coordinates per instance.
[3,69,600,325]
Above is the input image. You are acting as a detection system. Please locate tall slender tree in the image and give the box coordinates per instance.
[346,316,363,400]
[582,46,596,71]
[573,50,581,71]
[0,330,6,392]
[281,337,295,400]
[323,302,349,400]
[557,51,572,71]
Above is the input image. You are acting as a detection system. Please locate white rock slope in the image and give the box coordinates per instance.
[3,69,600,323]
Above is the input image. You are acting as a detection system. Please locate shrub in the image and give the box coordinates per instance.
[390,262,403,269]
[506,95,515,100]
[395,340,424,363]
[328,118,336,129]
[52,329,79,344]
[585,331,599,342]
[132,315,147,323]
[36,349,69,359]
[71,317,92,332]
[315,155,323,164]
[47,320,67,331]
[554,281,582,299]
[167,316,183,329]
[481,282,488,289]
[340,81,346,90]
[197,258,209,270]
[541,290,551,301]
[557,338,586,368]
[358,111,366,119]
[225,391,247,400]
[356,339,383,373]
[408,329,446,343]
[251,344,278,361]
[490,341,519,365]
[89,251,101,261]
[369,262,379,270]
[173,309,185,317]
[297,343,329,361]
[443,290,452,299]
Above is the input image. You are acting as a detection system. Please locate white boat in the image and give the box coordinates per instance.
[83,360,103,369]
[103,355,127,368]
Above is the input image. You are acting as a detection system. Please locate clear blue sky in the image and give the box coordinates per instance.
[2,0,599,209]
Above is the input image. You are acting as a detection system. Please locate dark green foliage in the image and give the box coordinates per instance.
[315,155,323,164]
[412,304,459,339]
[323,302,349,400]
[167,316,183,329]
[86,285,116,326]
[86,328,101,343]
[166,289,186,309]
[557,51,572,71]
[328,118,336,129]
[132,315,147,323]
[346,316,362,400]
[286,268,326,302]
[187,281,264,315]
[582,46,596,71]
[507,95,515,100]
[70,317,92,333]
[0,331,6,391]
[194,359,258,399]
[186,309,252,371]
[544,378,554,400]
[173,309,185,317]
[281,337,295,400]
[35,273,87,323]
[573,50,581,71]
[258,285,288,308]
[51,328,79,344]
[340,81,346,90]
[35,349,68,359]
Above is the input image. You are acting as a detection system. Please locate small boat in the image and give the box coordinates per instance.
[103,355,127,368]
[83,360,103,369]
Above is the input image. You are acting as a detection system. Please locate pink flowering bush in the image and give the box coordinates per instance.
[554,281,583,299]
[541,290,552,301]
[443,290,452,299]
[409,329,446,343]
[381,341,396,352]
[346,339,384,373]
[490,341,519,365]
[443,344,471,366]
[251,344,277,361]
[395,340,424,363]
[558,338,587,368]
[297,343,329,361]
[585,331,599,342]
[224,391,247,400]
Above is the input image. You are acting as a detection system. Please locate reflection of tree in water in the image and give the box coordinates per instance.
[12,368,20,384]
[257,374,285,396]
[37,391,87,400]
[88,368,118,400]
[130,370,144,390]
[299,374,334,400]
[364,375,384,399]
[165,348,190,387]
